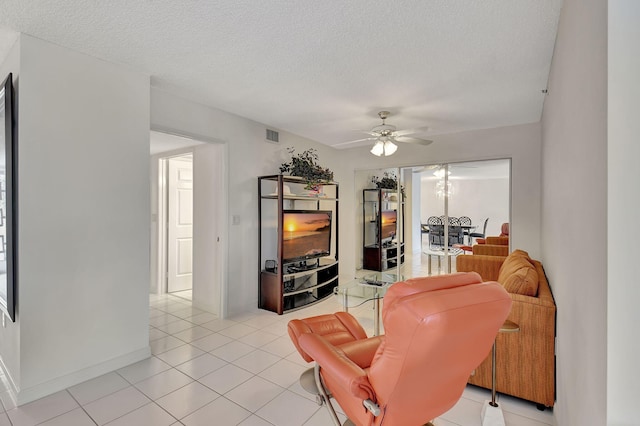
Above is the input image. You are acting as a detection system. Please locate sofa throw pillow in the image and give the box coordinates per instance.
[497,250,539,296]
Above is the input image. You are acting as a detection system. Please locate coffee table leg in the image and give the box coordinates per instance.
[373,297,380,336]
[428,254,432,275]
[491,341,498,407]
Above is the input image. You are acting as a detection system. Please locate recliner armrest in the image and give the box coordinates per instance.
[336,336,384,369]
[299,333,376,401]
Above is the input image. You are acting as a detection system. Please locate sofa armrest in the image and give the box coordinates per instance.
[496,284,556,406]
[472,244,509,257]
[466,256,557,407]
[299,333,376,401]
[456,254,505,281]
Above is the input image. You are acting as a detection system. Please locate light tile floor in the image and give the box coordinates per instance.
[0,253,555,425]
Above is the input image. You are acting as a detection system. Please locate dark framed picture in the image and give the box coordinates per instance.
[0,72,16,322]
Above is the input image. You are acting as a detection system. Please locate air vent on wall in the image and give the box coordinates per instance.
[266,129,279,143]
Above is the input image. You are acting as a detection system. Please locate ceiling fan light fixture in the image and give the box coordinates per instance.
[370,140,385,156]
[383,140,398,156]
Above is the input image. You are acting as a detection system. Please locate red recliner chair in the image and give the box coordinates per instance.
[288,272,511,426]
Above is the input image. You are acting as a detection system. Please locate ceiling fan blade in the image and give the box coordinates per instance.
[394,125,430,137]
[394,136,433,146]
[332,137,378,148]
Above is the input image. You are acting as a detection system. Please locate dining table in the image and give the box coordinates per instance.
[421,224,477,246]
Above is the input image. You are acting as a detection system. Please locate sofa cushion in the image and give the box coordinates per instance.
[497,250,539,296]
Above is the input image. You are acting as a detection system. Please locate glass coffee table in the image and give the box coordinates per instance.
[333,272,403,336]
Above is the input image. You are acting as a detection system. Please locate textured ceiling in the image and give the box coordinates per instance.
[0,0,562,147]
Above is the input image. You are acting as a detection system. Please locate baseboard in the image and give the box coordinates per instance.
[4,346,151,406]
[0,356,19,408]
[192,299,218,316]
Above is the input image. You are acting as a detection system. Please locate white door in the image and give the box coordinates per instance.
[167,156,193,292]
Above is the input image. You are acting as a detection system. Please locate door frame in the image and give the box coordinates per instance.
[150,128,229,318]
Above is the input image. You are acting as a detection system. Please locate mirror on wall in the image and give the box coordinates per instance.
[408,159,511,275]
[354,168,405,283]
[0,73,16,322]
[353,159,510,282]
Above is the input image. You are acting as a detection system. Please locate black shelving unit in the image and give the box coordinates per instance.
[362,188,404,271]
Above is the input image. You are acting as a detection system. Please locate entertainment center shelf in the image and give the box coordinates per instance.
[363,243,405,271]
[258,175,339,314]
[260,259,338,313]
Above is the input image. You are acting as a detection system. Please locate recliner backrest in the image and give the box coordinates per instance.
[368,274,511,425]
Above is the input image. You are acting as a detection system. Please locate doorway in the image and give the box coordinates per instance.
[150,130,227,317]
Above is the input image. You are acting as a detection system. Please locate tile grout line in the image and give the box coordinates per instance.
[56,389,98,426]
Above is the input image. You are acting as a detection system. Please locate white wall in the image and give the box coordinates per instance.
[608,1,640,423]
[541,0,607,423]
[0,35,21,394]
[192,143,227,316]
[0,35,151,404]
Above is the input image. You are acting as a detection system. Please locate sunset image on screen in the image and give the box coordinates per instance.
[283,213,330,237]
[380,210,397,240]
[282,212,331,261]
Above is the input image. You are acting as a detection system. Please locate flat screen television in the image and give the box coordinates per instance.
[380,210,397,242]
[282,210,332,264]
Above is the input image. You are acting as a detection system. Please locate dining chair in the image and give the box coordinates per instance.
[426,217,444,248]
[429,224,445,249]
[459,216,472,244]
[469,217,489,245]
[448,225,464,246]
[427,216,442,225]
[421,223,430,247]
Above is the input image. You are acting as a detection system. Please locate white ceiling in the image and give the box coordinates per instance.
[0,1,562,148]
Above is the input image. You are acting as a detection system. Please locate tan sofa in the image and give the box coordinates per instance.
[456,250,556,407]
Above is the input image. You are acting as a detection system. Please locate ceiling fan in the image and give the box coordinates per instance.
[335,111,433,156]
